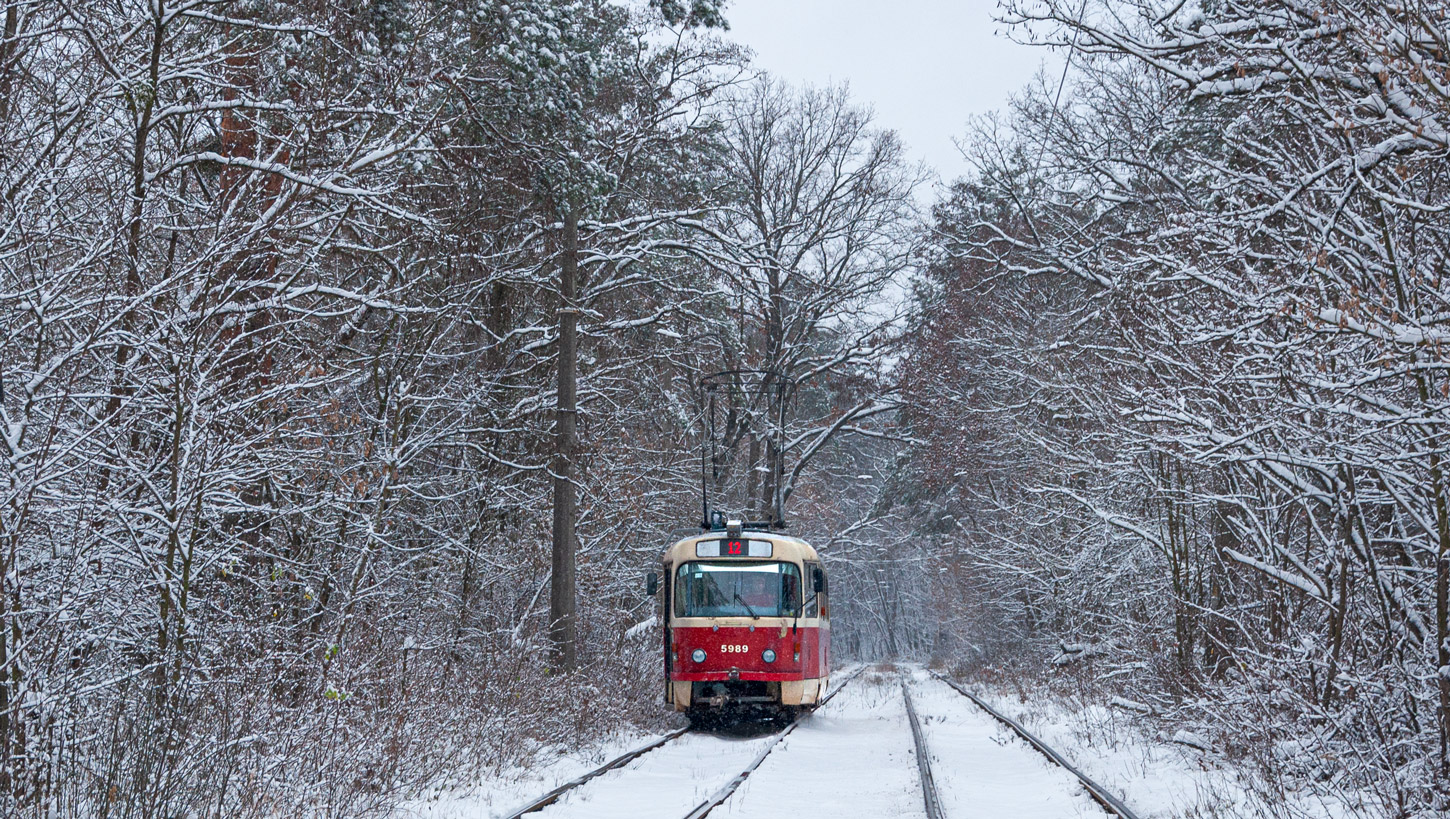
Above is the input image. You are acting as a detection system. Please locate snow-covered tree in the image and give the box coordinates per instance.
[901,0,1450,809]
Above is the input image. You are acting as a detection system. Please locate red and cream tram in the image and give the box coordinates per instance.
[648,521,829,723]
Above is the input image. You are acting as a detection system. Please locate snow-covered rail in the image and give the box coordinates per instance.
[503,667,865,819]
[681,666,866,819]
[927,671,1142,819]
[900,679,945,819]
[502,727,692,818]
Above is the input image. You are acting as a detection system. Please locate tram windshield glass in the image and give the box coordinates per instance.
[674,561,801,618]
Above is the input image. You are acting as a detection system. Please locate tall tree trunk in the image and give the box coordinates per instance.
[1433,449,1450,776]
[550,210,580,670]
[0,6,19,779]
[1406,338,1450,774]
[0,520,18,798]
[1205,495,1237,677]
[0,2,20,123]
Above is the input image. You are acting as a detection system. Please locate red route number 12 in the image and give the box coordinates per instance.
[726,540,743,555]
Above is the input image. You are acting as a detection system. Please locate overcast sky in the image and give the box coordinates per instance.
[720,0,1052,186]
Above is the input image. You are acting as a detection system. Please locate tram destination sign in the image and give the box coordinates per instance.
[696,539,773,558]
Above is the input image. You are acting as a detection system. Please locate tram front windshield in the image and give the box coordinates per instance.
[675,561,801,618]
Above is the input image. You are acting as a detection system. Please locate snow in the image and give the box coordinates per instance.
[960,680,1375,819]
[710,671,926,818]
[623,615,657,640]
[1110,696,1154,714]
[398,670,865,819]
[399,667,1382,819]
[395,730,670,819]
[518,730,780,819]
[906,671,1101,818]
[1169,729,1213,753]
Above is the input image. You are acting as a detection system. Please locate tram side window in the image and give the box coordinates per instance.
[803,562,819,617]
[674,561,802,618]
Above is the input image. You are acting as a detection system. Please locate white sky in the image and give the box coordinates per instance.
[721,0,1053,186]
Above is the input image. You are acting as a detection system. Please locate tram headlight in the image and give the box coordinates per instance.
[762,649,776,663]
[691,649,706,663]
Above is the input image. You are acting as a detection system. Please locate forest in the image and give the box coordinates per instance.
[3,0,1450,816]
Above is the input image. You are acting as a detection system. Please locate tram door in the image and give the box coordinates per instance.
[660,563,673,703]
[804,561,829,684]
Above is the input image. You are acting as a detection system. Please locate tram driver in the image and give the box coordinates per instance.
[739,571,779,612]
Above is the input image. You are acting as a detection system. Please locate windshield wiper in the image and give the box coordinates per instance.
[698,571,750,618]
[697,570,761,619]
[733,590,760,620]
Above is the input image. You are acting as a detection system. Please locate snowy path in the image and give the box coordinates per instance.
[417,666,1130,819]
[514,671,866,819]
[905,670,1104,818]
[523,728,781,819]
[707,672,928,818]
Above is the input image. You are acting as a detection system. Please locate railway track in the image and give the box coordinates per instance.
[505,667,1134,819]
[925,670,1143,819]
[681,666,865,819]
[503,666,866,819]
[900,678,944,819]
[500,726,691,818]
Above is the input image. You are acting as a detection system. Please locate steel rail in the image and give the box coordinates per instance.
[504,667,865,819]
[900,679,945,819]
[928,670,1143,819]
[682,666,866,819]
[502,726,691,818]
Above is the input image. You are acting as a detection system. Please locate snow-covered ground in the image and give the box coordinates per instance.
[397,664,1398,819]
[906,669,1102,817]
[959,677,1378,819]
[395,727,674,819]
[710,671,925,817]
[513,728,779,819]
[399,666,1178,819]
[395,671,857,819]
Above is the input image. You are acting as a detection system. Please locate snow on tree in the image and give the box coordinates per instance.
[899,0,1450,810]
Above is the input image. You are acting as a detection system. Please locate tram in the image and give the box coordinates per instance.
[647,519,830,723]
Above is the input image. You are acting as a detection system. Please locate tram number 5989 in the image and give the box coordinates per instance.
[721,643,748,653]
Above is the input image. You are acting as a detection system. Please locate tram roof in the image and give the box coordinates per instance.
[663,530,820,564]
